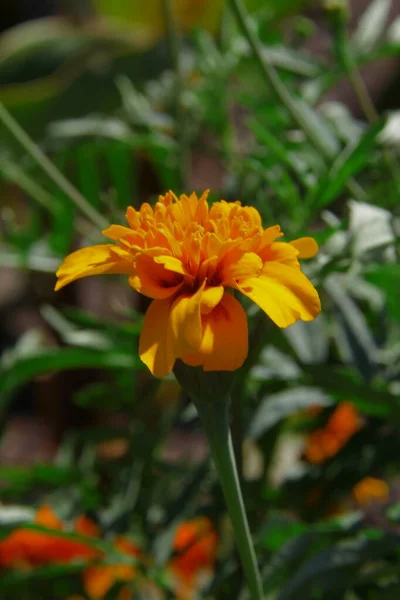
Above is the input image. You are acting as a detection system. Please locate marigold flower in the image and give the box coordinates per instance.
[305,402,362,464]
[55,191,320,377]
[169,517,218,599]
[0,505,99,569]
[352,477,389,507]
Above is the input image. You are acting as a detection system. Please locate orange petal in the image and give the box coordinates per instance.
[139,298,175,377]
[290,237,319,258]
[35,505,63,530]
[130,253,184,299]
[238,263,320,328]
[183,293,248,371]
[55,245,132,291]
[84,565,116,600]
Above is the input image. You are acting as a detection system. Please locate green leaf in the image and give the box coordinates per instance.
[302,365,394,418]
[325,275,379,380]
[0,343,137,407]
[365,264,400,322]
[283,316,329,365]
[248,387,332,439]
[277,534,398,600]
[309,120,385,210]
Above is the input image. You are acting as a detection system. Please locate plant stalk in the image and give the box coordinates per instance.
[161,0,189,188]
[0,103,107,230]
[229,0,364,201]
[194,395,264,600]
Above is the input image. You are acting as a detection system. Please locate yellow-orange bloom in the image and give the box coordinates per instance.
[352,477,389,507]
[55,191,320,377]
[169,517,218,600]
[305,402,362,464]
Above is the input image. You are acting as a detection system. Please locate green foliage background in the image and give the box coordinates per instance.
[0,0,399,598]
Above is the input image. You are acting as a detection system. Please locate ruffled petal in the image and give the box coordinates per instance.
[290,237,319,258]
[129,253,184,299]
[154,255,187,275]
[221,251,263,285]
[259,242,299,266]
[55,245,132,291]
[182,293,248,371]
[139,298,175,377]
[238,262,320,328]
[201,286,224,314]
[170,286,205,356]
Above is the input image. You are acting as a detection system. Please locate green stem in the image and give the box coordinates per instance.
[0,103,107,230]
[194,396,264,600]
[161,0,189,188]
[229,0,364,201]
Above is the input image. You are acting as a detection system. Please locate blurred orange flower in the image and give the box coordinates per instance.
[169,517,218,599]
[0,505,99,569]
[83,536,140,600]
[352,477,389,507]
[305,402,362,464]
[56,191,320,377]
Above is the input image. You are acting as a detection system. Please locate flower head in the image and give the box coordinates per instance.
[56,191,320,377]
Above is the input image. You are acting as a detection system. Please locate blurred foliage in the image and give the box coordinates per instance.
[0,0,400,598]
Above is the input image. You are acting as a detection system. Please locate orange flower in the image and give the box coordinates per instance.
[169,517,218,599]
[55,191,320,377]
[352,477,389,507]
[83,536,140,600]
[305,402,362,464]
[0,505,99,569]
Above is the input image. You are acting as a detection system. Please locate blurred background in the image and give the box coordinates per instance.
[0,0,400,598]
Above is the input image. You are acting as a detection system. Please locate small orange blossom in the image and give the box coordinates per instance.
[352,477,389,507]
[55,191,320,377]
[305,402,362,464]
[170,517,218,600]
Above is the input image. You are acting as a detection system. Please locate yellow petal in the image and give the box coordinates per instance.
[129,253,184,299]
[183,293,248,371]
[154,255,187,275]
[201,286,224,314]
[170,286,205,356]
[221,251,263,285]
[55,245,132,291]
[259,242,299,267]
[290,237,319,258]
[238,263,321,328]
[139,298,175,377]
[102,225,135,241]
